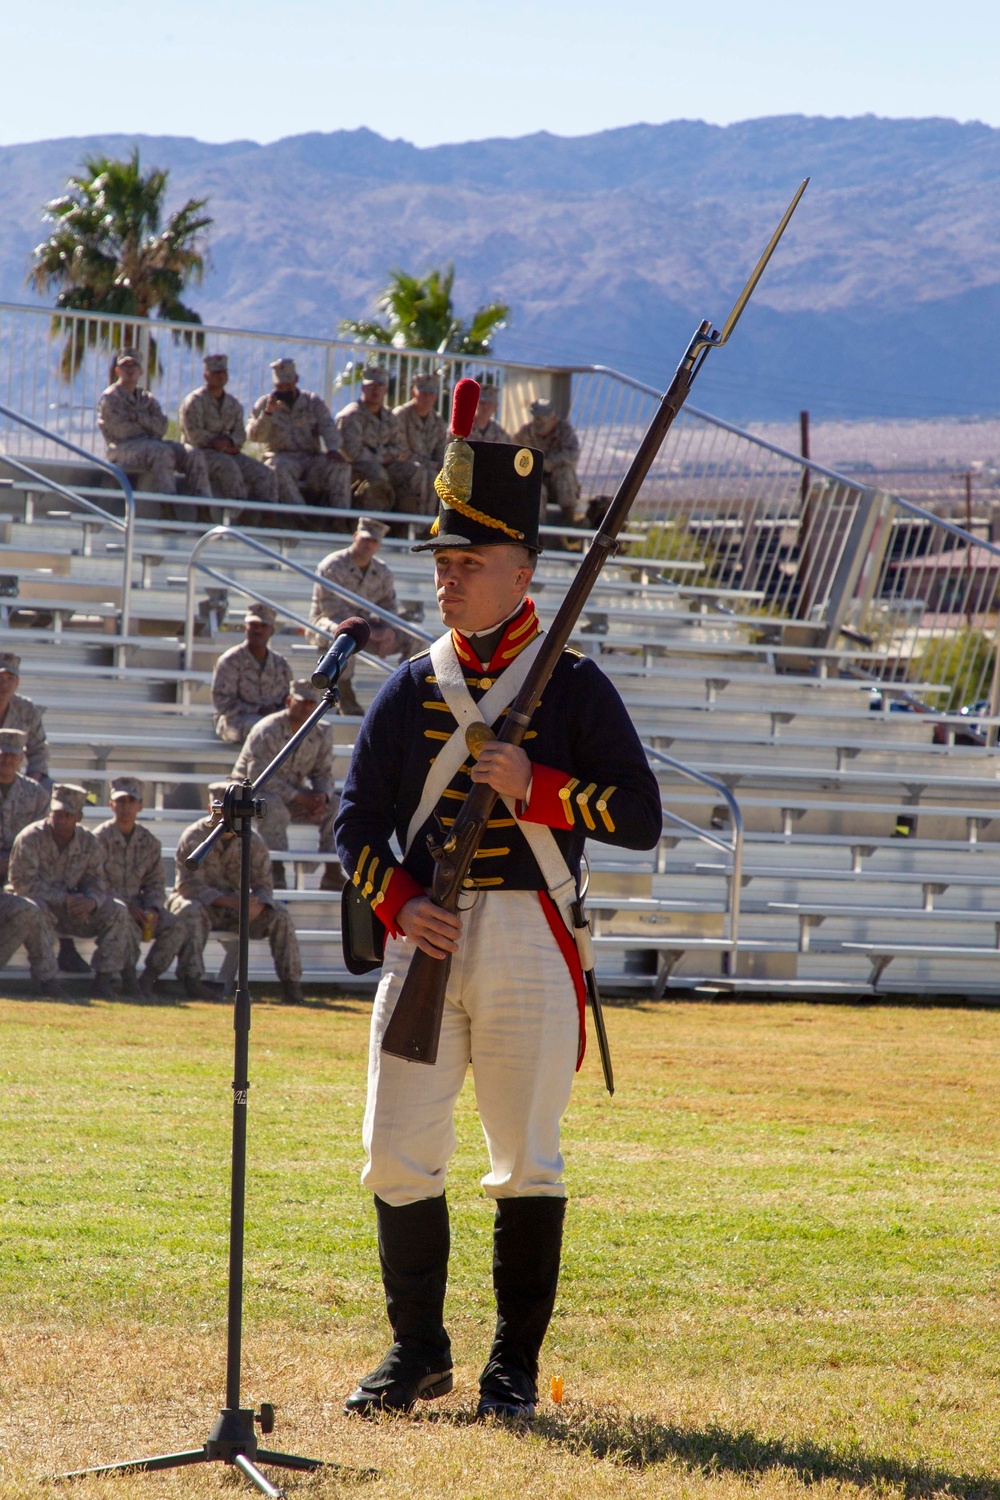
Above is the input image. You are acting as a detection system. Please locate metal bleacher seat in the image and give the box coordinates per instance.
[5,440,1000,1001]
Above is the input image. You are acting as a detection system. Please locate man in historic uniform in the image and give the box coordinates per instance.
[8,783,133,998]
[98,348,212,498]
[179,353,280,507]
[308,517,411,718]
[470,382,509,443]
[393,372,448,504]
[211,603,292,744]
[245,358,351,512]
[0,652,49,785]
[335,391,662,1420]
[513,398,584,526]
[231,680,344,891]
[336,365,426,516]
[0,729,46,984]
[93,775,189,998]
[169,781,304,1004]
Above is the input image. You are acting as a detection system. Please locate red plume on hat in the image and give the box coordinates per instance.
[450,377,480,438]
[417,375,541,552]
[426,379,479,538]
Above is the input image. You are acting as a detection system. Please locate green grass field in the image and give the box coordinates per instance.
[1,992,1000,1499]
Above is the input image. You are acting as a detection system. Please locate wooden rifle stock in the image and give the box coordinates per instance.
[379,785,497,1063]
[380,181,808,1066]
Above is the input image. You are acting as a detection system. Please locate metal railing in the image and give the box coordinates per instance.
[0,302,524,457]
[2,300,1000,720]
[644,745,743,958]
[182,526,437,705]
[0,400,136,639]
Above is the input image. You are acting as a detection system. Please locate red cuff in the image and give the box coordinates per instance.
[374,865,425,937]
[517,763,574,829]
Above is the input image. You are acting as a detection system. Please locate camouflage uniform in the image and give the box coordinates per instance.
[0,890,37,969]
[308,546,409,686]
[0,695,48,783]
[8,819,132,981]
[470,415,510,444]
[211,642,292,744]
[512,416,583,522]
[245,390,351,509]
[0,771,49,880]
[179,386,280,504]
[93,818,188,979]
[0,772,49,970]
[393,400,447,503]
[232,710,337,853]
[336,402,427,514]
[169,816,302,983]
[98,382,212,497]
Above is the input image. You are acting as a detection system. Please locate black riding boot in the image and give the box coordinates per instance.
[344,1194,453,1416]
[478,1196,565,1420]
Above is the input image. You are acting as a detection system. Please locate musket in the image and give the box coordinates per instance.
[380,178,809,1070]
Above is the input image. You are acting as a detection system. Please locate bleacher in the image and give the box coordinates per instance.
[4,442,1000,1001]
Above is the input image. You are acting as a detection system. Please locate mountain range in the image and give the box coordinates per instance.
[0,116,997,422]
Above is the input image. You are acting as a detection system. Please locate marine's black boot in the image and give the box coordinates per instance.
[478,1196,566,1421]
[345,1194,453,1417]
[58,938,91,974]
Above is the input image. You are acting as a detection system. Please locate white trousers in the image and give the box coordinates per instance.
[362,890,579,1207]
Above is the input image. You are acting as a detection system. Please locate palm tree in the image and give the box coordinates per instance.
[340,265,509,356]
[28,148,212,377]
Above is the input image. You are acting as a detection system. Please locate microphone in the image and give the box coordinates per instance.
[311,616,371,690]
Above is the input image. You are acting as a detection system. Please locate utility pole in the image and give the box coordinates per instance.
[797,409,816,617]
[964,469,974,627]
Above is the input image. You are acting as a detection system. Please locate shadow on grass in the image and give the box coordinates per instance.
[0,982,363,1013]
[429,1405,1000,1496]
[536,1410,1000,1496]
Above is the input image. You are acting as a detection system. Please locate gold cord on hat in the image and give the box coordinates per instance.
[431,437,525,542]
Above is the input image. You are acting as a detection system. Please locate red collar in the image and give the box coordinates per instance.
[452,598,541,673]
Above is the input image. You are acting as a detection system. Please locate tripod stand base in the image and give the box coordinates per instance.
[60,1405,373,1496]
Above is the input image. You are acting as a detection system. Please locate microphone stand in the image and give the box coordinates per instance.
[61,684,375,1497]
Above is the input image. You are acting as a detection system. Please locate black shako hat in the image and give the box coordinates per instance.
[412,378,543,553]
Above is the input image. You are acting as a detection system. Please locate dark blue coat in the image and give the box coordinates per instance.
[335,631,662,930]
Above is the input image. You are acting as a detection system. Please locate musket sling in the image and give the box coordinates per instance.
[412,633,588,962]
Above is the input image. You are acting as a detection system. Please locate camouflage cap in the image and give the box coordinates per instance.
[51,783,89,814]
[0,728,27,754]
[244,602,277,625]
[109,774,144,801]
[529,398,554,418]
[289,678,322,703]
[0,650,20,674]
[203,353,229,373]
[115,347,142,368]
[355,515,389,541]
[478,383,500,402]
[270,358,298,384]
[361,364,390,386]
[412,372,441,394]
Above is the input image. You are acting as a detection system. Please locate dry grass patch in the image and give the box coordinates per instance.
[2,995,1000,1497]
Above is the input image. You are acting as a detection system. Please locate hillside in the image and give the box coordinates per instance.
[0,116,997,421]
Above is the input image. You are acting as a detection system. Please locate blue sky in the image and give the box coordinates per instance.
[5,0,998,146]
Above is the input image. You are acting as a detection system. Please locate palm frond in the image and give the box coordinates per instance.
[338,318,394,345]
[27,148,211,379]
[349,264,511,355]
[459,302,510,355]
